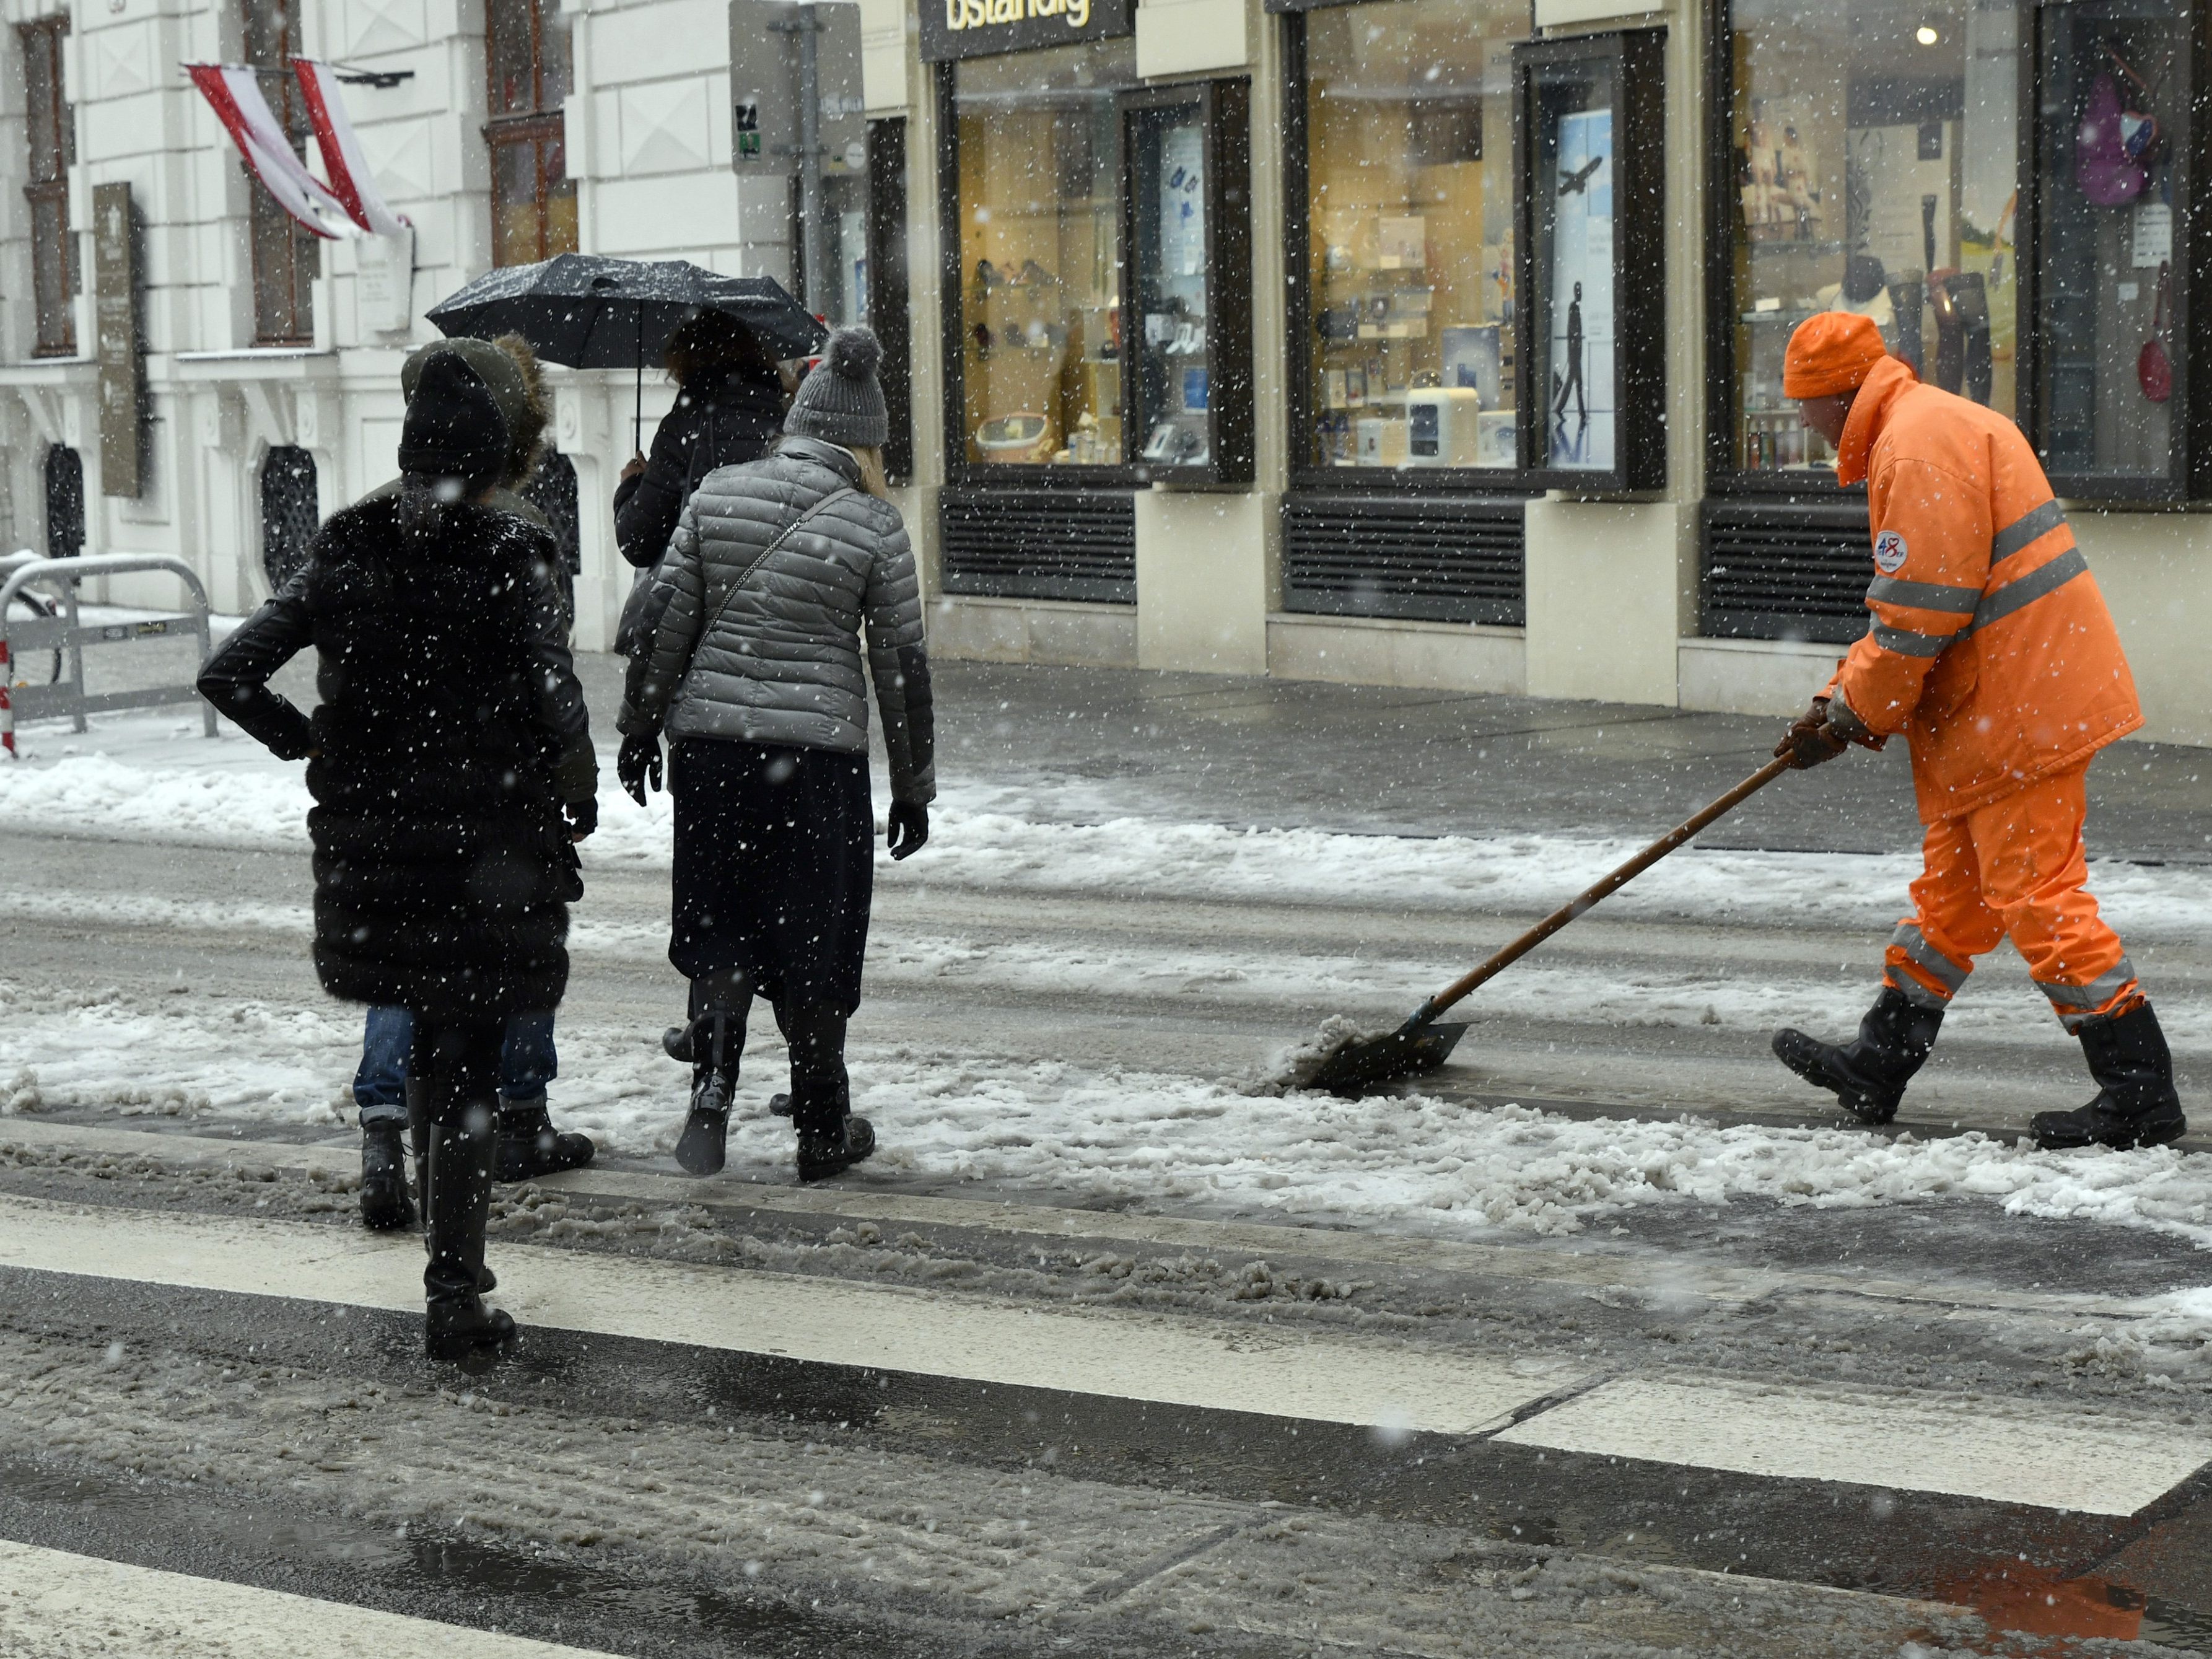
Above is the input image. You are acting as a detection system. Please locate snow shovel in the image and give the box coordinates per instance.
[1294,754,1796,1097]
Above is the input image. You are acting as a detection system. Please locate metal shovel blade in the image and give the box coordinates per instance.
[1302,1020,1469,1098]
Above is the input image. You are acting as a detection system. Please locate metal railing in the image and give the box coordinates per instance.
[0,553,219,755]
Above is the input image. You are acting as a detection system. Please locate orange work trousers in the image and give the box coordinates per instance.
[1884,762,2139,1030]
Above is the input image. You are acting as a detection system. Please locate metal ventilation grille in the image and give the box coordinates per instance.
[940,488,1135,605]
[1281,493,1525,626]
[1702,499,1873,645]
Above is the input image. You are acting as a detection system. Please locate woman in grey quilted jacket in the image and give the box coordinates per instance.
[615,326,933,1183]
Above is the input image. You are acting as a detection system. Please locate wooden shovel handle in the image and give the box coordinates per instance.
[1422,755,1795,1020]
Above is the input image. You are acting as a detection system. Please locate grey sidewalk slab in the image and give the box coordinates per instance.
[576,652,2212,862]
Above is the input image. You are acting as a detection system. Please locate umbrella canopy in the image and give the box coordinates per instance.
[427,253,826,456]
[427,253,826,366]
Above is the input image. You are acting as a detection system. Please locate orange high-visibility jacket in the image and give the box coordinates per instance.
[1824,356,2141,821]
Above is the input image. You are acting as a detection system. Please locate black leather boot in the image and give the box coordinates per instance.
[786,1002,874,1183]
[496,1095,596,1182]
[359,1119,416,1230]
[673,972,749,1176]
[1772,986,1945,1125]
[424,1111,515,1374]
[2033,1000,2188,1151]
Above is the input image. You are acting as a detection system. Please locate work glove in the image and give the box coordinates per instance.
[1775,698,1849,770]
[562,794,598,842]
[886,799,930,860]
[618,733,663,805]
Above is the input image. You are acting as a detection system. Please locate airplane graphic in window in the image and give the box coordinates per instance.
[1557,154,1604,196]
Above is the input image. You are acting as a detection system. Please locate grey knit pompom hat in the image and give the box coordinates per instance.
[784,326,889,448]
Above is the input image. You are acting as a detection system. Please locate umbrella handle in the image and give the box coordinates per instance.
[634,311,645,456]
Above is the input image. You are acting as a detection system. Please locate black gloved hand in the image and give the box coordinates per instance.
[562,794,598,841]
[618,733,663,805]
[886,799,929,860]
[1775,698,1849,771]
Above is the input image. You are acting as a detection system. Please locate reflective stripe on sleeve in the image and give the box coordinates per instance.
[1966,547,2088,637]
[1866,574,1983,613]
[1989,499,2067,561]
[1892,923,1970,992]
[1870,621,1957,658]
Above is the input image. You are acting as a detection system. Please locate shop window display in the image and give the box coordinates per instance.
[953,41,1139,467]
[2031,3,2187,488]
[1301,0,1530,475]
[1723,0,2020,477]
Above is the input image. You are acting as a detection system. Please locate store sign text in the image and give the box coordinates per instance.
[917,0,1131,61]
[946,0,1090,30]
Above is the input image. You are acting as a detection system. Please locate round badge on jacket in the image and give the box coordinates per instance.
[1873,530,1908,574]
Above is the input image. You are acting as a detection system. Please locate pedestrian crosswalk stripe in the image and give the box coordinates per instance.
[0,1193,1575,1434]
[2,1191,2203,1519]
[1495,1372,2211,1518]
[0,1539,619,1657]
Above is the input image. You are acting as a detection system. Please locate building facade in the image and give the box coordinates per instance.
[6,0,2212,748]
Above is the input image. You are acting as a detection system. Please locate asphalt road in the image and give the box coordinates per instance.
[2,660,2211,1653]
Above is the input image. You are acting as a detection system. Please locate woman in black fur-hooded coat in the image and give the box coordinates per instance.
[200,348,597,1372]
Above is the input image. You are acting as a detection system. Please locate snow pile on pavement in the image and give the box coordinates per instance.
[5,978,2210,1261]
[7,746,2212,940]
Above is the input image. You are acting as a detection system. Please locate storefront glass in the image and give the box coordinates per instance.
[952,40,1140,467]
[1725,0,2020,477]
[1301,0,1530,474]
[2032,2,2186,486]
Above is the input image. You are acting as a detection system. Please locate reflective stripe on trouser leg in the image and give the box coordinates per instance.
[1884,921,1974,1007]
[2036,961,2142,1031]
[1955,763,2136,1031]
[1887,815,2008,1009]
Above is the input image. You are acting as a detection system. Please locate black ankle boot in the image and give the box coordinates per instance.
[796,1113,875,1183]
[1772,986,1945,1125]
[675,1007,740,1177]
[496,1095,596,1182]
[359,1119,416,1230]
[424,1114,515,1374]
[2033,1000,2188,1151]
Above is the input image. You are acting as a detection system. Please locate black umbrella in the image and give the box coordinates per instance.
[426,253,826,450]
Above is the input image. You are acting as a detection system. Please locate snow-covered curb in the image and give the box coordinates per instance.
[5,750,2211,939]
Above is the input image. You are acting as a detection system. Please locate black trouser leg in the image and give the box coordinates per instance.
[782,1000,849,1134]
[417,1020,514,1372]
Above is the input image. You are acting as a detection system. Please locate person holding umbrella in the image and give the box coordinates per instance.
[613,310,788,576]
[615,326,933,1183]
[199,351,595,1370]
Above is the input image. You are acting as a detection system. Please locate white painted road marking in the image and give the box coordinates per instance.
[1496,1372,2212,1518]
[0,1539,616,1657]
[0,1193,1573,1434]
[2,1191,2205,1517]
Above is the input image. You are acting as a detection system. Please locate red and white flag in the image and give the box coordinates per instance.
[187,64,361,240]
[293,59,406,236]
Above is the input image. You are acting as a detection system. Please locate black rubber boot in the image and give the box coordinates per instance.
[2033,1000,2188,1151]
[786,1002,874,1183]
[424,1110,515,1375]
[496,1095,596,1183]
[359,1119,416,1231]
[1772,986,1945,1126]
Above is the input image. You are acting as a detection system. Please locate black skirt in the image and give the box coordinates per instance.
[668,737,873,1012]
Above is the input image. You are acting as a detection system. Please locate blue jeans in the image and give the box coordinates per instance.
[353,1007,559,1127]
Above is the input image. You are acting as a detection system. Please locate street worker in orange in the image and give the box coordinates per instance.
[1765,312,2184,1152]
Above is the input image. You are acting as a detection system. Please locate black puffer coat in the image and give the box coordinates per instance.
[198,497,597,1022]
[612,364,785,570]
